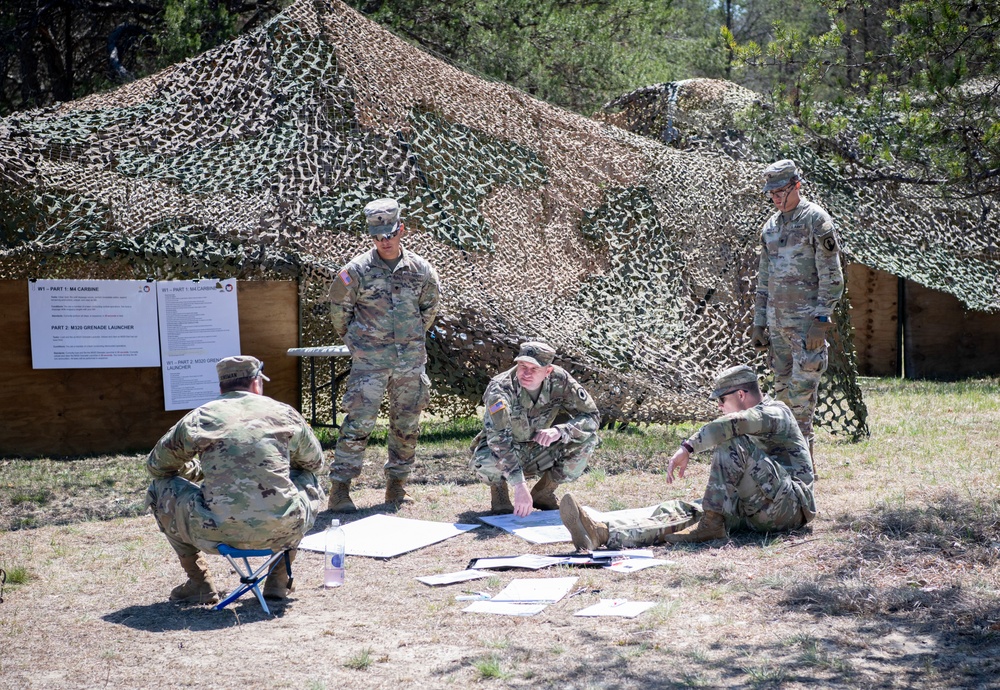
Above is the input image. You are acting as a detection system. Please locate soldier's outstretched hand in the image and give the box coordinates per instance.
[666,446,690,483]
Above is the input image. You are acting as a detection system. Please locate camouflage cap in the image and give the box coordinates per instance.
[216,355,270,383]
[761,159,801,192]
[514,341,556,367]
[363,197,401,235]
[709,364,757,399]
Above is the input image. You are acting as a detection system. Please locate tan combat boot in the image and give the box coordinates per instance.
[662,510,727,543]
[490,481,513,514]
[169,554,219,605]
[385,475,412,505]
[328,480,356,513]
[559,493,609,552]
[262,549,297,600]
[530,470,559,510]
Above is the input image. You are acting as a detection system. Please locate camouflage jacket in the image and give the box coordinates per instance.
[754,198,844,328]
[329,246,440,371]
[480,365,600,485]
[146,391,325,546]
[684,395,815,519]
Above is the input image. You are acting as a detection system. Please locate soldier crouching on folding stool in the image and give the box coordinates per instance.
[145,356,326,604]
[469,341,600,517]
[560,364,815,550]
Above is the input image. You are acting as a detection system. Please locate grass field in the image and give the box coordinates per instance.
[1,378,999,688]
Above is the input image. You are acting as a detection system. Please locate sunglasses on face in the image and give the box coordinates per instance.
[373,225,402,241]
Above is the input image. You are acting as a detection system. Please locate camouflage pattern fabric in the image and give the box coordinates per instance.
[331,364,430,481]
[0,4,874,438]
[329,246,441,371]
[685,395,815,531]
[469,365,600,486]
[605,499,703,549]
[145,391,326,556]
[754,198,843,441]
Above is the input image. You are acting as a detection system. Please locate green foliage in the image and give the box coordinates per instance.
[344,647,376,670]
[473,653,511,680]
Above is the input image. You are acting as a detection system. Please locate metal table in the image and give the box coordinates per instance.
[287,345,351,427]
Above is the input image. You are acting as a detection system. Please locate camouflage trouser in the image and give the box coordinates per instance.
[769,325,828,442]
[145,466,324,557]
[606,500,703,548]
[331,364,430,482]
[702,436,809,533]
[468,433,597,485]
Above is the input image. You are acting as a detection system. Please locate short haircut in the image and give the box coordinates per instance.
[220,375,257,393]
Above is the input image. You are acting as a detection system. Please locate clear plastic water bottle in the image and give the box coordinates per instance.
[324,519,346,588]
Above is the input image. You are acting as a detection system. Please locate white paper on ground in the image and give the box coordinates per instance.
[590,549,655,560]
[479,506,659,544]
[463,601,548,616]
[416,570,491,586]
[574,599,658,618]
[297,514,480,558]
[470,555,571,570]
[605,558,674,573]
[491,576,578,604]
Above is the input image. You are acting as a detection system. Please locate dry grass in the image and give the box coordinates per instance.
[1,377,1000,688]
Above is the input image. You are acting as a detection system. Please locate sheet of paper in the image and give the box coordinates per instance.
[574,599,658,618]
[298,514,480,558]
[605,558,674,573]
[417,570,490,586]
[463,601,547,616]
[590,549,655,560]
[470,555,570,570]
[491,576,578,604]
[479,506,659,544]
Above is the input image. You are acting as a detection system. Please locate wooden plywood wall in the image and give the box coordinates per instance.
[904,280,1000,379]
[0,280,299,457]
[845,263,899,376]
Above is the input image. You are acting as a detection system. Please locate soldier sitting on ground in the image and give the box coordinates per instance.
[560,364,815,550]
[145,356,326,604]
[469,341,600,517]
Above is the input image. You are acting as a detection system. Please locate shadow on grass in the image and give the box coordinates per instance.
[103,598,295,631]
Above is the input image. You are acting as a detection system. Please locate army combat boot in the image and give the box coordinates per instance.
[530,470,559,510]
[385,475,412,505]
[559,493,609,552]
[328,480,357,513]
[263,549,297,600]
[490,481,513,514]
[662,510,727,543]
[170,554,219,605]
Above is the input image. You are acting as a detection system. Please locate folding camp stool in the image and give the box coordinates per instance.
[213,544,293,616]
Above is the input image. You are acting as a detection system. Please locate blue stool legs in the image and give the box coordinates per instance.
[213,545,292,616]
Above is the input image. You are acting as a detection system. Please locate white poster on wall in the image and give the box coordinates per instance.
[157,279,241,411]
[28,279,161,369]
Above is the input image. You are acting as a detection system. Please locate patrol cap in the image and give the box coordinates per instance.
[761,159,801,192]
[514,341,556,367]
[363,197,401,236]
[709,364,757,400]
[216,355,270,383]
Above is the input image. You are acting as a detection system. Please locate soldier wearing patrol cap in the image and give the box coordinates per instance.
[327,197,441,512]
[559,364,815,550]
[145,356,326,604]
[752,159,844,463]
[470,341,601,517]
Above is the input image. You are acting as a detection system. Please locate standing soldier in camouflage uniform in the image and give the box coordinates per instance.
[328,198,441,512]
[470,341,600,516]
[145,356,326,605]
[751,159,844,461]
[560,365,814,550]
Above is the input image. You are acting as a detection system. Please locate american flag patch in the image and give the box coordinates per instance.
[338,270,352,285]
[489,399,506,415]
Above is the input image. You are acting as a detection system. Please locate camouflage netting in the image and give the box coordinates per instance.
[0,1,868,437]
[597,79,1000,315]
